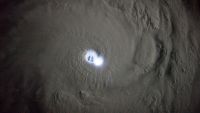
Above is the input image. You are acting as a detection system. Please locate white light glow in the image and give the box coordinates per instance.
[84,49,104,67]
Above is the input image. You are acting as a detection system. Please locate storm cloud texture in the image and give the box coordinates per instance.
[0,0,200,113]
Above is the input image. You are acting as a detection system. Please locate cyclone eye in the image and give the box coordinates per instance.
[84,49,104,67]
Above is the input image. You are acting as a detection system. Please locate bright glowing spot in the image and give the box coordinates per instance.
[84,49,104,66]
[94,56,104,66]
